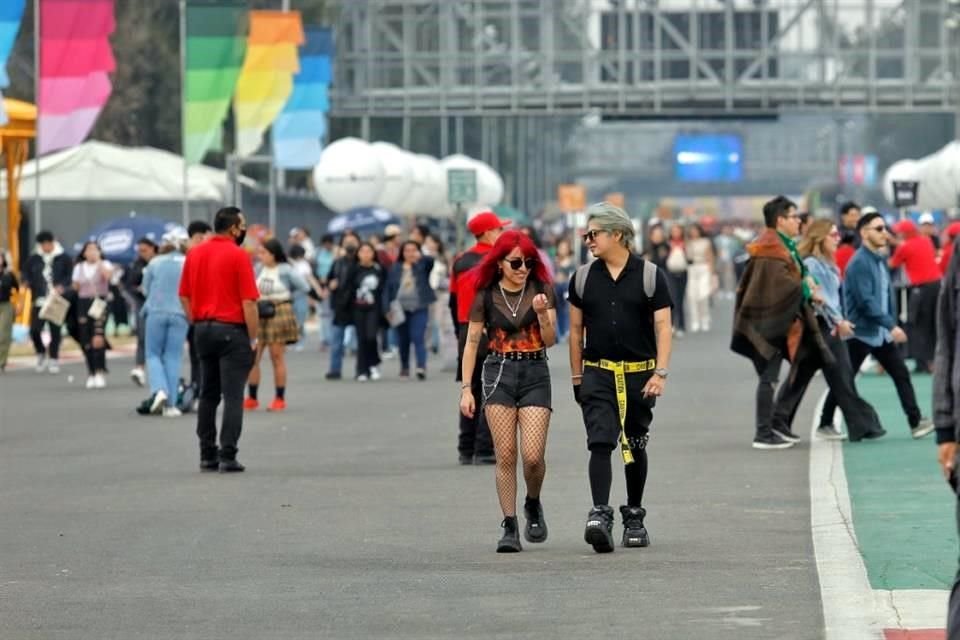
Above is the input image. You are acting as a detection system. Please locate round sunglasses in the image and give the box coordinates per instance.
[503,257,538,271]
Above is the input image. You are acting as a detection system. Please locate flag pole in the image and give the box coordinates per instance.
[179,0,188,226]
[33,0,41,233]
[276,0,290,191]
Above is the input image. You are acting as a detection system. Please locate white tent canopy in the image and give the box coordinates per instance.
[2,140,253,201]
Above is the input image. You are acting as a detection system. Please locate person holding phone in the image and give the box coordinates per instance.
[72,241,114,389]
[933,231,960,639]
[568,203,673,554]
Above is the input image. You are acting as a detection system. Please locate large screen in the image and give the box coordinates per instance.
[673,134,743,182]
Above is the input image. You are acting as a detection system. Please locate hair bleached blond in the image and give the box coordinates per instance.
[586,202,634,248]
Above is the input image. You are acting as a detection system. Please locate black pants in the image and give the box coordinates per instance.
[667,271,687,331]
[456,323,493,458]
[353,307,381,376]
[134,306,146,367]
[187,324,199,385]
[30,308,62,359]
[820,339,921,430]
[77,298,107,374]
[752,342,786,439]
[907,282,939,368]
[772,320,883,440]
[195,321,253,461]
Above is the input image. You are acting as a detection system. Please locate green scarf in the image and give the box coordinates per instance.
[777,231,812,301]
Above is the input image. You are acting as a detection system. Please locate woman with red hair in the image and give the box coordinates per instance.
[459,230,558,553]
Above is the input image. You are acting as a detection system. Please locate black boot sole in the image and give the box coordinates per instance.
[524,524,548,544]
[496,538,522,553]
[584,526,615,553]
[622,531,650,548]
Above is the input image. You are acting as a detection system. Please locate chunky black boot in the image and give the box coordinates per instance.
[620,506,650,548]
[497,516,522,553]
[583,505,615,553]
[523,498,548,543]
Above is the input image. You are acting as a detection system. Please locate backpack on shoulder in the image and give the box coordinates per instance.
[572,258,658,302]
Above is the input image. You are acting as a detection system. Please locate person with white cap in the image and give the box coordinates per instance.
[141,228,190,416]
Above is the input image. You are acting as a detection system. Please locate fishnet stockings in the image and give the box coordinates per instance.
[484,404,551,517]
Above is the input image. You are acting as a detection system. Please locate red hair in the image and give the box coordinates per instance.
[469,230,552,291]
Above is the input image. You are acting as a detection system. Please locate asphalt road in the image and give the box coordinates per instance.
[0,300,825,639]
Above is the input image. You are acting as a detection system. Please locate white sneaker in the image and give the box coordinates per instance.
[163,406,182,418]
[47,360,60,374]
[382,349,397,360]
[130,367,145,387]
[86,375,96,389]
[35,356,47,373]
[94,374,106,389]
[356,374,369,382]
[150,390,168,415]
[369,366,382,381]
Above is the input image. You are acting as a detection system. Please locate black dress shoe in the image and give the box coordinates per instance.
[199,459,219,472]
[219,459,245,473]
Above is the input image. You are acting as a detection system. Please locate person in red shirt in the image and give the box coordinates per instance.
[449,211,511,465]
[890,219,942,373]
[939,222,960,276]
[179,207,260,473]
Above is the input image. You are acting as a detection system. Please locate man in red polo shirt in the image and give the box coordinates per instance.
[890,218,943,373]
[449,210,510,465]
[179,207,260,473]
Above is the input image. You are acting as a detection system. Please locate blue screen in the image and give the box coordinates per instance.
[673,134,743,182]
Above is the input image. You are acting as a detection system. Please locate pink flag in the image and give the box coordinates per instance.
[38,0,115,154]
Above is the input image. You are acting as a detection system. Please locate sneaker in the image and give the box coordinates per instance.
[93,374,106,389]
[218,459,245,473]
[584,505,616,553]
[815,425,848,441]
[911,418,935,440]
[47,360,60,374]
[523,499,548,543]
[86,375,96,389]
[474,453,496,465]
[163,406,182,418]
[369,366,382,381]
[243,397,259,410]
[325,371,342,381]
[399,369,410,378]
[35,356,46,373]
[496,516,522,553]
[356,374,369,382]
[772,426,802,443]
[130,367,146,387]
[620,506,650,548]
[150,390,168,415]
[458,454,474,465]
[267,398,286,412]
[415,368,426,381]
[752,431,795,450]
[382,349,397,360]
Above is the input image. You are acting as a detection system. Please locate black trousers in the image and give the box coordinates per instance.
[752,350,785,439]
[194,321,253,461]
[772,320,883,440]
[667,271,687,331]
[456,323,493,458]
[187,324,199,385]
[77,298,107,374]
[951,486,960,639]
[353,307,381,376]
[820,339,921,430]
[30,307,62,359]
[907,281,939,367]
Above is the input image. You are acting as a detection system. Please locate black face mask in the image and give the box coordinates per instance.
[235,229,246,246]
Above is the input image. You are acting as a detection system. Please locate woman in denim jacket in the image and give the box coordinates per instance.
[385,241,436,379]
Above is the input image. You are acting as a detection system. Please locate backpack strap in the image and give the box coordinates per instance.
[573,263,591,300]
[642,259,657,301]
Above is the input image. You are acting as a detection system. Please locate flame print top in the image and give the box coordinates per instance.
[470,280,557,353]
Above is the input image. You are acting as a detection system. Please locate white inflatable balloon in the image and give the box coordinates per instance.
[397,155,429,216]
[418,154,449,217]
[312,137,385,213]
[882,159,921,207]
[371,142,413,212]
[474,161,504,207]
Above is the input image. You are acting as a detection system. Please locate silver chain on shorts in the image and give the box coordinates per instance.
[480,356,506,406]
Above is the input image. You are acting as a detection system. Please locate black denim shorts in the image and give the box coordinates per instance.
[580,367,655,450]
[481,356,552,410]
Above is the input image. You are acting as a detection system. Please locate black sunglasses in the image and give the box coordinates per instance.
[582,229,608,242]
[504,257,537,271]
[869,225,886,233]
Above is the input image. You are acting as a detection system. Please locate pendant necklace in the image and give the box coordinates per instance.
[499,280,527,318]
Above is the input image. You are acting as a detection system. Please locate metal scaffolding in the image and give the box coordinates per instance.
[330,0,960,214]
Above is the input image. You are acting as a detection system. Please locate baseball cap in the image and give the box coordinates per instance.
[892,219,917,235]
[467,211,512,236]
[161,228,189,247]
[918,212,935,225]
[383,224,402,239]
[861,205,878,216]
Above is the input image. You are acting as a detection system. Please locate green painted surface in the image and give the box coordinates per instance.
[842,374,956,590]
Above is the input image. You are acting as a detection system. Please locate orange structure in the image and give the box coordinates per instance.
[0,99,36,276]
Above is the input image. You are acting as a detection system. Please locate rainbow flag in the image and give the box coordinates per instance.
[183,0,248,165]
[272,27,333,170]
[232,10,304,158]
[0,0,26,125]
[37,0,115,154]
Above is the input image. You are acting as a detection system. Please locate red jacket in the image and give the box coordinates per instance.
[449,242,493,324]
[890,235,941,286]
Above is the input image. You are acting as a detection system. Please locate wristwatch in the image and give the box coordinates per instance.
[653,368,668,379]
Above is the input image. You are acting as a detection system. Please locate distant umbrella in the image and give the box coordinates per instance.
[326,206,400,236]
[79,215,185,265]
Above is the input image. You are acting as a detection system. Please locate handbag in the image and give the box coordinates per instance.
[87,296,107,321]
[38,290,70,326]
[257,300,276,319]
[387,299,406,328]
